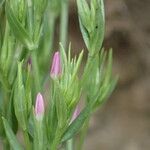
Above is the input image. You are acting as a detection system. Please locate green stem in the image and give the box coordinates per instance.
[23,130,32,150]
[81,56,94,86]
[34,120,44,150]
[3,138,10,150]
[59,0,69,49]
[66,139,73,150]
[77,118,90,150]
[50,126,64,150]
[27,0,33,37]
[43,12,56,65]
[31,51,41,93]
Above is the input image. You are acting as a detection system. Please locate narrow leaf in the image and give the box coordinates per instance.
[61,102,93,142]
[6,3,35,50]
[2,117,23,150]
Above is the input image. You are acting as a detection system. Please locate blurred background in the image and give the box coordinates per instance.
[67,0,150,149]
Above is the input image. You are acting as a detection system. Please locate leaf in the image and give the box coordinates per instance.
[77,0,105,54]
[0,114,4,137]
[2,117,23,150]
[56,88,67,128]
[61,101,94,142]
[6,3,35,50]
[25,65,32,116]
[6,89,18,134]
[14,61,27,130]
[77,2,90,49]
[77,0,91,31]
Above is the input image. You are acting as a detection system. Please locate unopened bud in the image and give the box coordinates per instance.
[35,93,45,121]
[50,51,62,79]
[70,106,80,123]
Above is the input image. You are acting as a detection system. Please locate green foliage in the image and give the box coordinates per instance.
[0,0,117,149]
[77,0,105,56]
[2,117,23,150]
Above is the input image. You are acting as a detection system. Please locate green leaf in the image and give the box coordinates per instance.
[25,65,32,116]
[53,80,68,128]
[2,117,23,150]
[61,102,93,142]
[77,0,105,55]
[77,0,90,49]
[6,3,35,50]
[14,61,27,130]
[0,114,4,137]
[77,0,91,31]
[7,89,18,134]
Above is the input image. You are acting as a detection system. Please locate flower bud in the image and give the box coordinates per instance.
[50,51,62,79]
[35,93,45,121]
[70,106,80,123]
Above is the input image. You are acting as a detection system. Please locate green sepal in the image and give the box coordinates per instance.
[2,117,23,150]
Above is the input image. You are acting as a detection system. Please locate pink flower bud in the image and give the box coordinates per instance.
[50,51,62,79]
[70,106,80,123]
[35,93,45,121]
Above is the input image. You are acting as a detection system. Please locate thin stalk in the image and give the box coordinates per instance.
[81,55,94,86]
[50,128,61,150]
[77,118,90,150]
[59,0,69,49]
[31,51,41,93]
[27,0,40,93]
[43,12,56,65]
[23,130,32,150]
[27,0,33,37]
[3,138,10,150]
[66,139,73,150]
[34,120,44,150]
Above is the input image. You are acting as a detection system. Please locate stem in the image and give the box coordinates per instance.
[31,51,41,93]
[81,53,99,88]
[27,0,33,37]
[3,138,10,150]
[59,0,69,49]
[50,126,64,150]
[43,12,56,66]
[66,139,73,150]
[77,118,90,150]
[23,130,31,150]
[34,121,44,150]
[50,132,60,150]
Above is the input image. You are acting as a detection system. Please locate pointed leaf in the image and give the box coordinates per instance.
[6,3,35,50]
[61,102,93,142]
[2,117,23,150]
